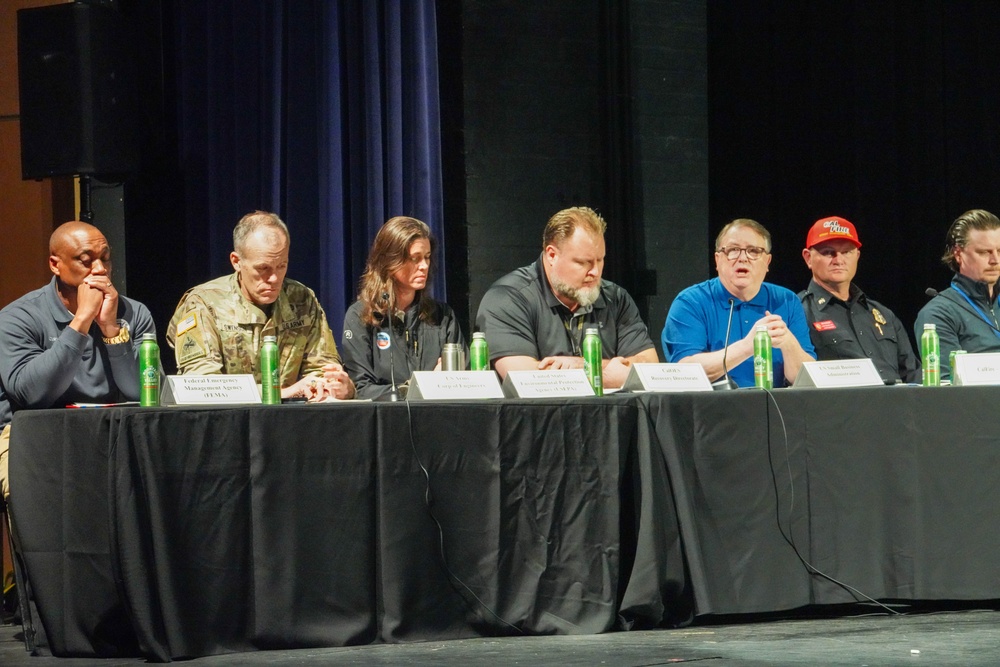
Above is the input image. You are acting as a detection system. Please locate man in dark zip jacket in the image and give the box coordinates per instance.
[916,209,1000,380]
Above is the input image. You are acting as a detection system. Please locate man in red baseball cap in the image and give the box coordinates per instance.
[798,216,920,383]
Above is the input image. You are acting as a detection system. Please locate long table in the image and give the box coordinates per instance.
[11,386,1000,659]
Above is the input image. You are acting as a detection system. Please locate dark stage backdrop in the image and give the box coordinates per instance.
[170,0,444,336]
[707,1,1000,346]
[119,1,1000,358]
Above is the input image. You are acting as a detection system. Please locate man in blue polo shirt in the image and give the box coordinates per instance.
[662,218,815,387]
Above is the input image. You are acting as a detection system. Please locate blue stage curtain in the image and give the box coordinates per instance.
[172,0,444,333]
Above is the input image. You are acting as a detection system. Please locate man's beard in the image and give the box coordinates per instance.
[552,278,601,308]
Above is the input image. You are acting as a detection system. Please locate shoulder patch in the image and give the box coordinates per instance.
[177,328,208,365]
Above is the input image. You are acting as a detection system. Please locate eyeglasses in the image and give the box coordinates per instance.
[717,245,768,261]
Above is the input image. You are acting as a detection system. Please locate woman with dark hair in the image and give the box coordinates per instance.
[341,216,466,399]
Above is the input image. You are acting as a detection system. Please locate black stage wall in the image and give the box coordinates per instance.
[707,1,1000,347]
[449,0,708,342]
[105,1,1000,354]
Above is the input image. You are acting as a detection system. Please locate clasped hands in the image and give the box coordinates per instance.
[284,363,356,401]
[73,275,121,337]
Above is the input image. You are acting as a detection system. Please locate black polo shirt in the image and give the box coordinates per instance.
[798,279,920,383]
[475,256,654,363]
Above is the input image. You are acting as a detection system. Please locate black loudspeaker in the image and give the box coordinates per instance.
[17,3,138,179]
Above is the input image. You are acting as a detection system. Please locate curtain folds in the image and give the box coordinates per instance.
[174,0,445,334]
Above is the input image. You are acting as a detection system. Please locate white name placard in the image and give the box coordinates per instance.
[622,363,712,393]
[793,359,884,388]
[501,369,596,398]
[406,371,504,400]
[953,352,1000,386]
[161,374,262,405]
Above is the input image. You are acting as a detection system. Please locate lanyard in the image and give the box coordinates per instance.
[950,282,1000,339]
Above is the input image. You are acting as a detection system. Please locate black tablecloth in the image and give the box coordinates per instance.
[642,385,1000,616]
[12,397,667,660]
[12,386,1000,660]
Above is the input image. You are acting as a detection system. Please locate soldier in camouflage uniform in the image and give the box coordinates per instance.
[166,211,355,400]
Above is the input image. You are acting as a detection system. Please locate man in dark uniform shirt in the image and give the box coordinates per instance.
[798,216,920,384]
[475,206,657,388]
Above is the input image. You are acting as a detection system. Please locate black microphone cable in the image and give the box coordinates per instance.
[388,312,523,634]
[762,387,902,616]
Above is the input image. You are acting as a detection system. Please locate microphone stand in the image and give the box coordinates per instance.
[713,298,738,390]
[380,292,400,402]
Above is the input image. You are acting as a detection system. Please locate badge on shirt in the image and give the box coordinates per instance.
[376,331,391,350]
[872,308,887,336]
[813,320,837,331]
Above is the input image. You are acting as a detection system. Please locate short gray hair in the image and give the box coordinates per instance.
[233,211,290,253]
[715,218,772,253]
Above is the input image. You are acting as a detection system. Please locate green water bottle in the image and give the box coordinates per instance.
[139,333,160,407]
[753,325,773,390]
[261,335,281,404]
[582,326,603,396]
[470,332,490,371]
[949,348,967,383]
[921,323,940,387]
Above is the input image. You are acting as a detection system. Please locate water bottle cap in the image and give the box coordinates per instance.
[755,324,767,332]
[473,332,486,340]
[923,323,936,331]
[584,326,600,335]
[263,335,277,342]
[141,333,156,341]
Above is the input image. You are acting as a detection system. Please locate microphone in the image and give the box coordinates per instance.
[379,291,400,402]
[924,286,1000,333]
[713,298,738,390]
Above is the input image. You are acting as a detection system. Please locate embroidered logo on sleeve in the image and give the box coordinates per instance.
[177,319,208,364]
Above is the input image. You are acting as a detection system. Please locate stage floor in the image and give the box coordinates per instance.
[4,606,1000,666]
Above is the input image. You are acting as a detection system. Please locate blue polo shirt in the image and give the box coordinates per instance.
[662,277,815,387]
